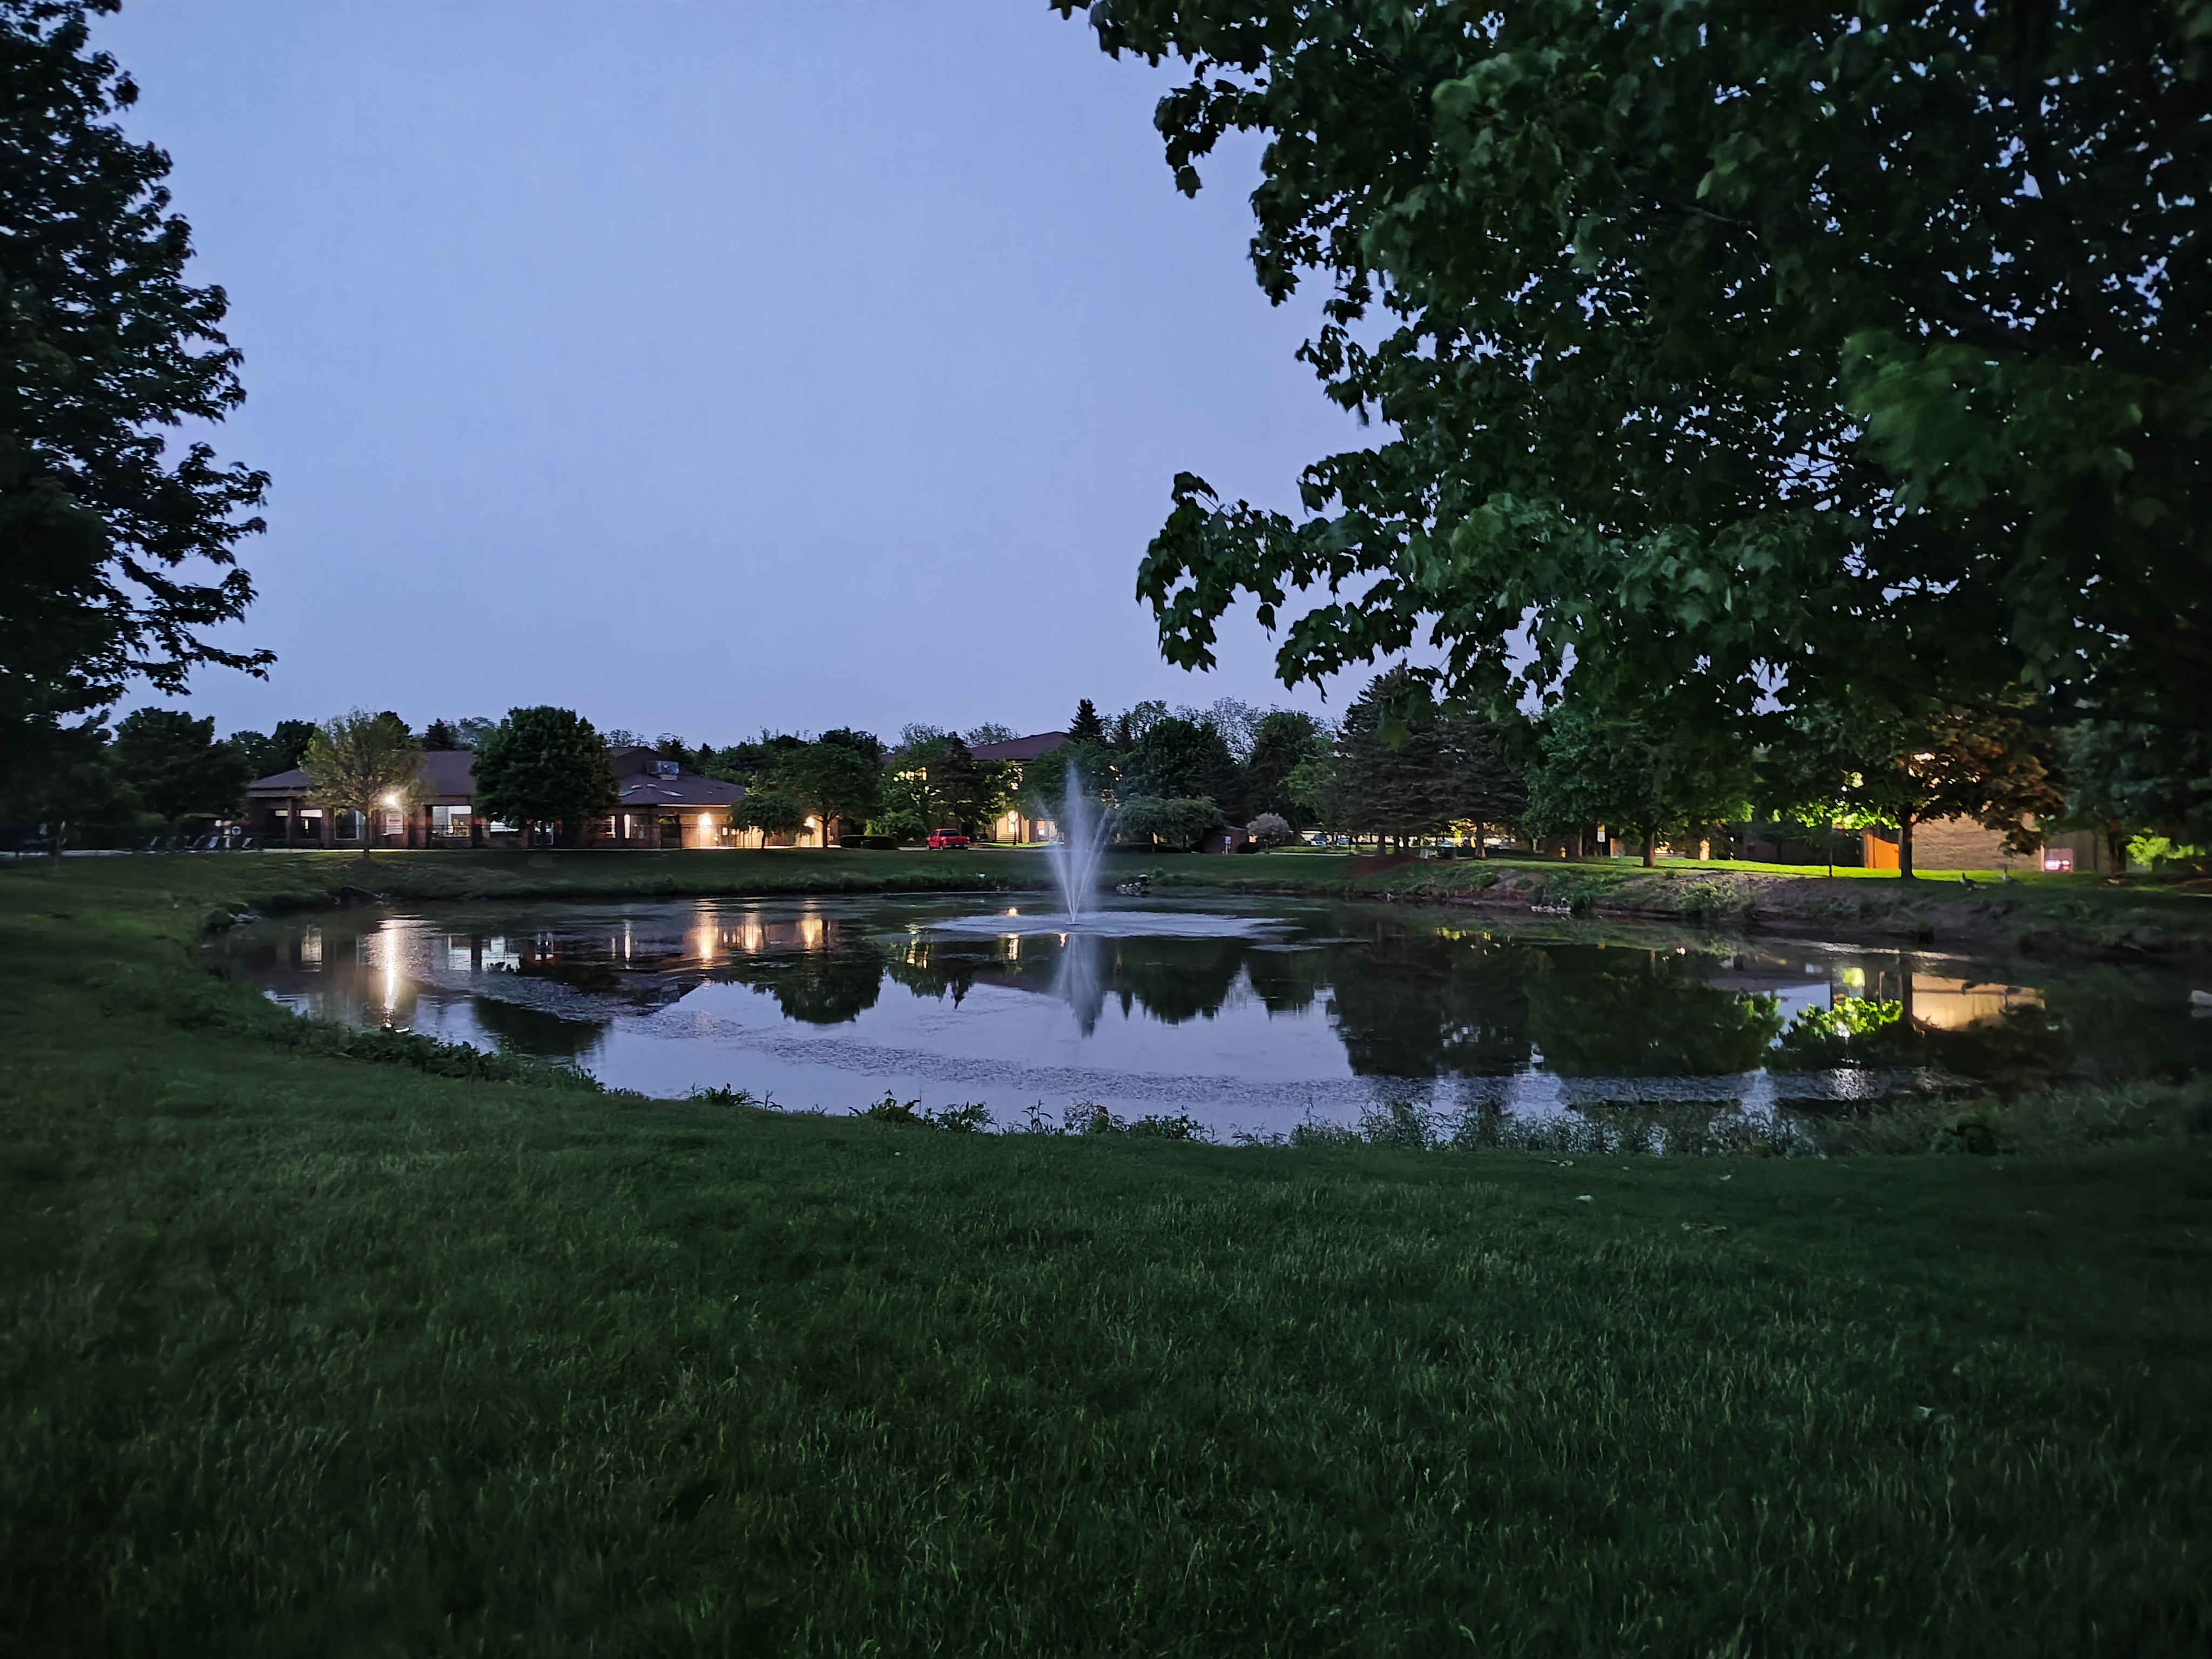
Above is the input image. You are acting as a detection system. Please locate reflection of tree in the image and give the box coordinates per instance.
[1527,948,1782,1076]
[1323,932,1535,1077]
[1106,938,1248,1026]
[469,995,606,1060]
[883,945,977,1006]
[1239,947,1331,1017]
[726,951,886,1026]
[2032,972,2212,1087]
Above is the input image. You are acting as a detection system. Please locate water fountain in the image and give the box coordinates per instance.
[1044,781,1108,918]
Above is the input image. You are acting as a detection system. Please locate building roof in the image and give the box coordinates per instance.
[248,746,744,810]
[967,731,1069,763]
[247,747,478,801]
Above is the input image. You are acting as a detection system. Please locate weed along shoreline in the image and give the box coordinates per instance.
[4,850,2212,1650]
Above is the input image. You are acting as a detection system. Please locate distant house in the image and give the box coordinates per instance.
[244,746,747,849]
[967,730,1067,844]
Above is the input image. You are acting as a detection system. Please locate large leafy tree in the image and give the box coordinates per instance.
[109,706,246,827]
[1116,714,1244,818]
[1240,708,1329,822]
[1066,1,2208,793]
[1526,703,1746,866]
[885,729,990,834]
[772,731,884,842]
[301,710,423,859]
[471,706,614,846]
[2,2,269,793]
[1767,697,2063,878]
[233,718,316,781]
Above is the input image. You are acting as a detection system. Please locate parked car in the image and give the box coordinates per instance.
[926,827,970,850]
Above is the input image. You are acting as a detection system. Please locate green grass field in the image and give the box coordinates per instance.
[3,853,2210,1655]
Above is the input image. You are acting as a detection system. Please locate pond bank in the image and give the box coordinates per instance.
[6,845,2207,960]
[1166,854,2212,959]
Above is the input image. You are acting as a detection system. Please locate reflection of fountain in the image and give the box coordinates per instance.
[1050,930,1109,1036]
[1046,781,1108,918]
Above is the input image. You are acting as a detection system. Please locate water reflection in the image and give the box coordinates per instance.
[205,894,2211,1130]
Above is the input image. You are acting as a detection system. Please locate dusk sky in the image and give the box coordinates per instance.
[96,1,1378,746]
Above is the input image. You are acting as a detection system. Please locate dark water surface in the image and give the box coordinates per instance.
[207,893,2211,1139]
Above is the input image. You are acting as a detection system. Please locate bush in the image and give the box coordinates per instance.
[855,1094,994,1130]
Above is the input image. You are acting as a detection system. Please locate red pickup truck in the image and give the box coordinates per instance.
[926,827,970,850]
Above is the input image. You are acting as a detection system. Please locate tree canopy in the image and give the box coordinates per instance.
[772,732,884,840]
[1527,703,1746,866]
[232,719,315,783]
[472,706,613,841]
[301,710,423,855]
[1,1,268,794]
[1116,716,1243,818]
[109,707,246,826]
[1067,1,2208,812]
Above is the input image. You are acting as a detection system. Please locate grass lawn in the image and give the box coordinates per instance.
[3,854,2210,1655]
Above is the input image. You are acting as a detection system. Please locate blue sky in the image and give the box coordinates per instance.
[97,1,1374,745]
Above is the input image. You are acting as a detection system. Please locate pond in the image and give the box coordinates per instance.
[207,892,2211,1142]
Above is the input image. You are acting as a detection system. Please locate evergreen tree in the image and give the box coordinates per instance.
[1068,698,1106,745]
[2,2,270,800]
[1332,672,1523,848]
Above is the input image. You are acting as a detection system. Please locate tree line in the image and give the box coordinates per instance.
[2,673,2189,878]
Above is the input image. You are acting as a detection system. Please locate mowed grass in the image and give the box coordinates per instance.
[2,860,2210,1655]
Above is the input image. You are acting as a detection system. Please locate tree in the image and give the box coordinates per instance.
[772,733,884,843]
[1527,705,1745,867]
[233,718,315,781]
[1069,2,2209,818]
[109,707,247,827]
[706,733,805,790]
[0,716,130,851]
[421,719,464,752]
[1,2,269,801]
[1242,709,1329,822]
[2056,723,2212,873]
[471,706,613,847]
[1068,698,1107,746]
[1022,736,1115,819]
[731,790,806,839]
[301,710,423,858]
[1773,698,2062,879]
[1117,716,1243,819]
[964,723,1017,747]
[1331,672,1526,849]
[1109,700,1170,751]
[885,731,988,834]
